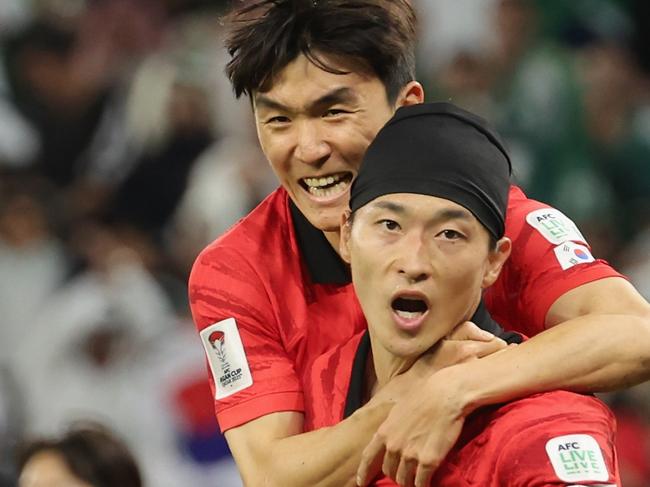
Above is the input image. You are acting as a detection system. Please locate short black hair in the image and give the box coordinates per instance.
[224,0,417,103]
[17,422,142,487]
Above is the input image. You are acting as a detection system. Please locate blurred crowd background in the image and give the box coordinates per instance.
[0,0,647,485]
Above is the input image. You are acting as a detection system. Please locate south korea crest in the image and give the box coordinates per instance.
[200,318,253,399]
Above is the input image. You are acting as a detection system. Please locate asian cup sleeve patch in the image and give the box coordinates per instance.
[200,318,253,400]
[553,242,596,270]
[526,208,587,245]
[545,434,609,483]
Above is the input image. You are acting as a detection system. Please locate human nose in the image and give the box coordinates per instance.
[396,232,433,283]
[293,120,331,166]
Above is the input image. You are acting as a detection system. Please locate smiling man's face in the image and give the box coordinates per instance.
[253,54,418,234]
[341,193,510,359]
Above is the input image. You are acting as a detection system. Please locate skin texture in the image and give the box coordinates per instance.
[340,195,510,386]
[253,54,423,247]
[223,54,509,487]
[340,194,511,486]
[19,451,92,487]
[222,53,650,487]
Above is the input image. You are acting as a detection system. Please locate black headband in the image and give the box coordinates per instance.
[349,102,511,239]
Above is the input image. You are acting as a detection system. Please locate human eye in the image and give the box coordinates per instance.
[377,219,400,231]
[264,115,291,125]
[437,229,465,241]
[323,108,351,118]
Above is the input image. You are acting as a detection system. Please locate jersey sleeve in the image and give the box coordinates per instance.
[495,398,620,486]
[485,188,625,337]
[189,243,303,432]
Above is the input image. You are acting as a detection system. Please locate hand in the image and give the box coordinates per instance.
[356,367,465,487]
[356,321,509,487]
[426,320,509,368]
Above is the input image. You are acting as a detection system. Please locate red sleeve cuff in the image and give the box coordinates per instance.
[216,391,305,433]
[531,262,626,331]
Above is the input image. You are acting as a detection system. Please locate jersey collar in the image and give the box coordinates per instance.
[343,301,523,418]
[290,200,351,285]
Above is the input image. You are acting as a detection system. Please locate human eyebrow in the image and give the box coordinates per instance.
[369,201,407,215]
[254,95,291,114]
[430,208,474,224]
[309,87,359,111]
[254,87,358,116]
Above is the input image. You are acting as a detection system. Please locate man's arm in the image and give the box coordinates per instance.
[225,401,389,487]
[472,277,650,395]
[358,277,650,486]
[224,323,507,487]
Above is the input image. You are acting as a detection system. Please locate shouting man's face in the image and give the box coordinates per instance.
[253,54,422,235]
[341,193,510,360]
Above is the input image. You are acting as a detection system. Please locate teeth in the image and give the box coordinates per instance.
[307,180,348,198]
[304,173,345,188]
[395,310,424,320]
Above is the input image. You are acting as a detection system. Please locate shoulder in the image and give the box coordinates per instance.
[488,392,618,486]
[486,186,620,335]
[190,188,292,285]
[201,188,290,255]
[504,185,583,241]
[491,391,615,433]
[188,188,296,330]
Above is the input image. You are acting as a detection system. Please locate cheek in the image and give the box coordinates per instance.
[438,255,487,297]
[349,240,385,303]
[350,252,376,295]
[258,132,291,175]
[340,119,381,162]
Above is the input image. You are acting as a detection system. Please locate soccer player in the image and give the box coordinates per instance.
[189,1,650,485]
[311,101,620,486]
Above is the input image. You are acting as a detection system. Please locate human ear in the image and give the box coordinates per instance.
[395,81,425,108]
[339,210,352,264]
[482,237,512,288]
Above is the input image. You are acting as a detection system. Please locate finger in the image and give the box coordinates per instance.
[446,320,494,342]
[357,438,385,486]
[414,463,435,487]
[382,448,400,482]
[395,456,417,487]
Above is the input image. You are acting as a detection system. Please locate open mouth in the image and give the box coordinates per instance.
[391,296,429,320]
[300,172,353,198]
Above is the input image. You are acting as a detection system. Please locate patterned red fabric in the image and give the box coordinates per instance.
[485,186,624,336]
[309,332,620,486]
[189,185,623,432]
[189,188,366,431]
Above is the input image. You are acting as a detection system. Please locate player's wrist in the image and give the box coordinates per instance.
[427,363,481,417]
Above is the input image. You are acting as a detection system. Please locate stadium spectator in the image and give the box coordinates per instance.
[17,422,142,487]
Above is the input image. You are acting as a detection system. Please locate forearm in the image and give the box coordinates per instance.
[230,399,391,487]
[448,313,650,414]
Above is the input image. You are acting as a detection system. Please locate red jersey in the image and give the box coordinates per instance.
[307,331,620,487]
[189,186,622,432]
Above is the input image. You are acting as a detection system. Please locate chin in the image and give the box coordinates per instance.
[305,211,342,232]
[386,339,426,360]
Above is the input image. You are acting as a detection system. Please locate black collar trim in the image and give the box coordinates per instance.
[343,301,522,417]
[289,200,350,284]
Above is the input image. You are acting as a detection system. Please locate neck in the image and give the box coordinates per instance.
[367,298,483,394]
[323,229,341,254]
[366,327,418,391]
[372,345,416,390]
